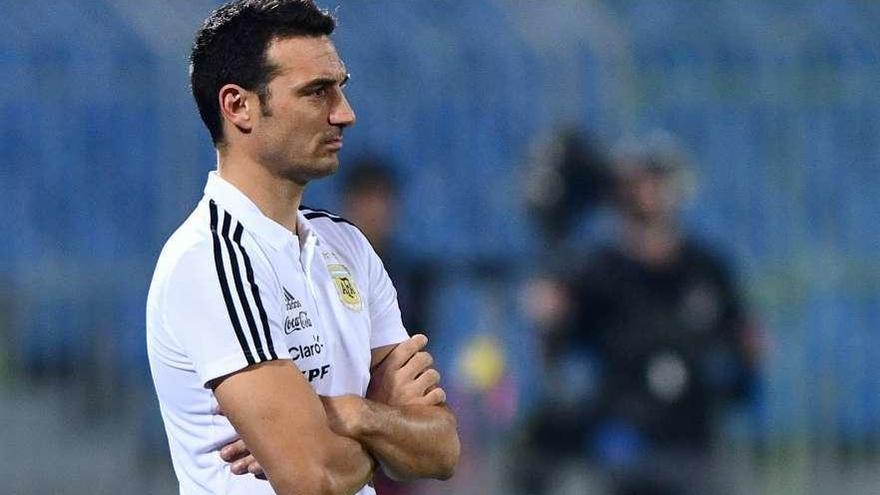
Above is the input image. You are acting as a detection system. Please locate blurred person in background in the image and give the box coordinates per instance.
[518,131,761,495]
[341,159,438,495]
[341,158,435,340]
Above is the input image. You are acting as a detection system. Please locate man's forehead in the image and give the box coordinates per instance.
[266,35,347,80]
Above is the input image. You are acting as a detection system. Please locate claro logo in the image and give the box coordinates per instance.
[289,335,324,361]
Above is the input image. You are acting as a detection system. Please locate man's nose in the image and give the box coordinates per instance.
[330,91,356,127]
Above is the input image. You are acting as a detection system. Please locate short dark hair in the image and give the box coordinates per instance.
[190,0,336,146]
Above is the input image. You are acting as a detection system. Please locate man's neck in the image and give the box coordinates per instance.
[216,149,304,234]
[620,216,681,267]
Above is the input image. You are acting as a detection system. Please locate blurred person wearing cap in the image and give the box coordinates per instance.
[517,131,760,495]
[341,158,439,495]
[341,159,435,342]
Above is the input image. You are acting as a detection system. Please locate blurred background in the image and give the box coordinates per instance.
[2,0,879,494]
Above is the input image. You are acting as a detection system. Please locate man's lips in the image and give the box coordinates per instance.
[324,136,343,150]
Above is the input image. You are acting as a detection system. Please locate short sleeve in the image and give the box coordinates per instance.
[363,241,409,349]
[160,238,290,387]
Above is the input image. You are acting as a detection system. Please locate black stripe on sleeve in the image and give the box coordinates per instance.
[302,211,358,227]
[233,223,278,360]
[209,200,255,365]
[222,214,268,362]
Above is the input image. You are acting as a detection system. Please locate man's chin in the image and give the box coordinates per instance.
[315,157,340,177]
[280,158,339,184]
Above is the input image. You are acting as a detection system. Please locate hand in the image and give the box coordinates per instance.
[367,334,446,407]
[220,438,265,480]
[320,394,367,438]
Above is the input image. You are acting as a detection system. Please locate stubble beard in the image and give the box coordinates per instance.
[255,101,340,185]
[267,154,339,186]
[255,130,340,185]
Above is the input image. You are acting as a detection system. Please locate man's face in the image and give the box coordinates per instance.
[344,186,396,248]
[618,169,680,223]
[251,35,355,183]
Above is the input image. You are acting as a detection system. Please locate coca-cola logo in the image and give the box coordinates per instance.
[284,310,313,334]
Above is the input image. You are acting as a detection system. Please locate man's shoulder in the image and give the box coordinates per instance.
[300,205,360,230]
[299,205,368,248]
[154,202,214,277]
[153,198,275,288]
[146,203,215,345]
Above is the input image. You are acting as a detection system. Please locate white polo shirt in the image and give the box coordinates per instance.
[147,172,408,495]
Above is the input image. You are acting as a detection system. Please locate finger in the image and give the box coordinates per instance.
[231,454,257,475]
[413,368,441,393]
[383,334,428,370]
[248,460,265,477]
[420,386,446,405]
[400,351,434,380]
[220,439,250,462]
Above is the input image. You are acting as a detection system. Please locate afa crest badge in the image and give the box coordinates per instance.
[327,263,362,311]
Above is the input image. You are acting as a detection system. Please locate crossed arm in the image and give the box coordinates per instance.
[215,334,460,494]
[213,360,375,495]
[349,334,459,481]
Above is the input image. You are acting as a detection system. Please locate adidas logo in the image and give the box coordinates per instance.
[283,287,302,312]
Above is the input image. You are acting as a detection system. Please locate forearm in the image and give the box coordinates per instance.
[215,362,375,495]
[353,401,459,481]
[286,434,375,495]
[330,437,376,490]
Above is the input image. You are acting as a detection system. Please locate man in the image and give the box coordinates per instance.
[341,159,434,339]
[146,2,459,494]
[519,132,759,495]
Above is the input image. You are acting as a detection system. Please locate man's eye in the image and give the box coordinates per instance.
[311,87,328,97]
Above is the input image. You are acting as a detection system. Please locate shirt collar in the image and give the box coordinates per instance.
[203,171,303,251]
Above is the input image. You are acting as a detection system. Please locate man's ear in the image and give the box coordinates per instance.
[218,84,256,136]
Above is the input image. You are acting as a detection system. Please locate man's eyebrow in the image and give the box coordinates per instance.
[297,73,351,92]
